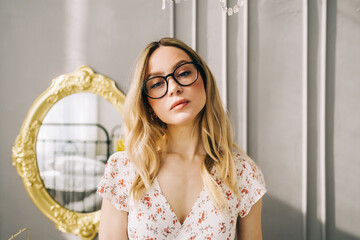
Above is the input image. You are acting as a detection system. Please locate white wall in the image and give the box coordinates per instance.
[1,0,359,239]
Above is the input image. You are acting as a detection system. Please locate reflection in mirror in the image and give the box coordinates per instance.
[37,92,124,213]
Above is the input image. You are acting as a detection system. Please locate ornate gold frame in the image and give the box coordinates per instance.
[12,66,126,240]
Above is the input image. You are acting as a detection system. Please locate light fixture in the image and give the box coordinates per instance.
[219,0,245,15]
[162,0,245,16]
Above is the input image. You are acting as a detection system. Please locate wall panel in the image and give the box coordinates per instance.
[248,1,305,239]
[175,0,193,47]
[196,0,226,106]
[329,1,360,239]
[227,2,248,150]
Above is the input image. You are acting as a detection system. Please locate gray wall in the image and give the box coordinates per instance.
[1,0,359,240]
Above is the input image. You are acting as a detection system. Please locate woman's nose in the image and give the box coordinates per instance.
[167,77,183,96]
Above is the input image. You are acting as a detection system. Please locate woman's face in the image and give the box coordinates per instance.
[145,46,206,127]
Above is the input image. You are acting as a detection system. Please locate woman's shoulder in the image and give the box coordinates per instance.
[232,149,266,192]
[232,150,262,173]
[97,151,136,211]
[232,149,267,217]
[104,151,137,179]
[107,151,131,166]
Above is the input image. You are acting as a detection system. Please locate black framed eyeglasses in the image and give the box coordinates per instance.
[142,62,199,99]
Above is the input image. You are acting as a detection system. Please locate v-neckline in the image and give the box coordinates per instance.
[154,177,205,227]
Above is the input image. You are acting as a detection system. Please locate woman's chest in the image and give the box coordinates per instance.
[127,179,240,240]
[156,167,204,224]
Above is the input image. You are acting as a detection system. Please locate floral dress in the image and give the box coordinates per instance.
[97,151,266,240]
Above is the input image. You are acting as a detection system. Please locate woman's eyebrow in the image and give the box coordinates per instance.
[173,59,188,69]
[146,59,189,79]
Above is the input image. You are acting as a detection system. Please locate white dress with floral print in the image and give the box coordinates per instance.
[97,151,266,240]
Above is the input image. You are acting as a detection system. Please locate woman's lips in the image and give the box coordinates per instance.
[170,99,190,110]
[172,101,189,110]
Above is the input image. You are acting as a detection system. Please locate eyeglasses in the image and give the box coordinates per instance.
[142,62,199,99]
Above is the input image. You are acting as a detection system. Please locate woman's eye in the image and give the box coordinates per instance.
[150,81,164,89]
[177,71,191,78]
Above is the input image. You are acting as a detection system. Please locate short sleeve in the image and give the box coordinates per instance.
[234,151,267,218]
[97,151,135,212]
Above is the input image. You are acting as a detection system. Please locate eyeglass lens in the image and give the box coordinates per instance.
[144,62,198,99]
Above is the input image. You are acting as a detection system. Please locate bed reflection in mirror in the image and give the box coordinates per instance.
[36,92,125,213]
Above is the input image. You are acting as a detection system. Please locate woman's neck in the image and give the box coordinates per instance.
[165,122,206,162]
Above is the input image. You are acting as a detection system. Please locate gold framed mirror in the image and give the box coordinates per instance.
[12,66,125,240]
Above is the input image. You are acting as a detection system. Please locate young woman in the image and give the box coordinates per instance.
[97,38,266,240]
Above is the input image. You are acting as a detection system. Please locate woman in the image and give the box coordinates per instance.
[97,38,266,239]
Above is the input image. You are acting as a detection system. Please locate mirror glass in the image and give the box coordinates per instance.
[36,92,125,213]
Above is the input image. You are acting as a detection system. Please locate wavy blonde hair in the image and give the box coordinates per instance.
[124,38,240,210]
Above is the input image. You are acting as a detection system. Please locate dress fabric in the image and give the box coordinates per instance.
[97,151,266,240]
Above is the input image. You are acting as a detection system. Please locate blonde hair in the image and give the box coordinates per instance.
[124,38,240,210]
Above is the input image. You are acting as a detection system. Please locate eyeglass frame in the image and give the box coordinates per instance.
[142,61,200,99]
